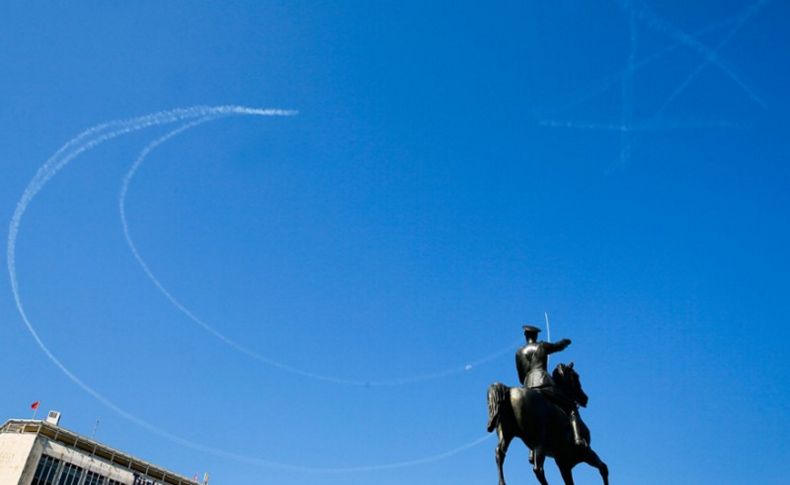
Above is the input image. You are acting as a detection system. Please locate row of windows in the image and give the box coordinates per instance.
[32,455,59,485]
[32,454,128,485]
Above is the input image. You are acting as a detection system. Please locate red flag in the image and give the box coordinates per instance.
[30,401,40,410]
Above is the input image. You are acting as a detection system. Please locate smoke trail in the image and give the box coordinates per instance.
[655,0,771,116]
[9,107,295,372]
[539,120,631,131]
[621,0,766,109]
[120,116,518,386]
[538,119,746,131]
[8,106,496,471]
[539,13,745,119]
[619,3,638,169]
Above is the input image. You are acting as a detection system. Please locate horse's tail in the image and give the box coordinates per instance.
[487,382,509,432]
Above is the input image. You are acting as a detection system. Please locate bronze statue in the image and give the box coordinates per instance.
[487,326,609,485]
[516,326,587,449]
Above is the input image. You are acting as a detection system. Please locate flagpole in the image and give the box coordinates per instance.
[91,419,100,439]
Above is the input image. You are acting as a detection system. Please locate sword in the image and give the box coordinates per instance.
[545,311,551,365]
[544,311,551,342]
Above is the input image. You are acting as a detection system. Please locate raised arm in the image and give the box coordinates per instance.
[543,338,571,354]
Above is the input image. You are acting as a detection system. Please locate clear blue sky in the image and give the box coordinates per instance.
[1,1,788,483]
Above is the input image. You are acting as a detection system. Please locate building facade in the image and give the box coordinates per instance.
[0,418,200,485]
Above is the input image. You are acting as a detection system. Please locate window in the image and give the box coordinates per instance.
[84,471,106,485]
[31,455,61,485]
[57,462,83,485]
[133,475,163,485]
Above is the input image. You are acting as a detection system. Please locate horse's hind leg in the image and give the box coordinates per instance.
[581,448,609,485]
[532,448,550,485]
[495,426,513,485]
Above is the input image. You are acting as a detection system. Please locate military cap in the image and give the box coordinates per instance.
[522,325,541,334]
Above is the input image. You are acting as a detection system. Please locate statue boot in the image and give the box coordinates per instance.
[570,409,588,447]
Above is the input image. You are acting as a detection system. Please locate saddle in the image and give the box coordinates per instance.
[533,384,576,416]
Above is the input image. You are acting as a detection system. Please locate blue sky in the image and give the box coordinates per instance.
[1,1,788,484]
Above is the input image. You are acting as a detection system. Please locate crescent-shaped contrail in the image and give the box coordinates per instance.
[119,113,517,386]
[8,106,494,472]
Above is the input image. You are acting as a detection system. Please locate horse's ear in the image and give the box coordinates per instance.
[569,362,574,369]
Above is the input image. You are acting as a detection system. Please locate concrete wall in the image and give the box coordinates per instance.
[1,431,177,485]
[0,433,36,485]
[38,439,140,484]
[0,433,145,485]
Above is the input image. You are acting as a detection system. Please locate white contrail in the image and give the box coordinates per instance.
[8,106,496,471]
[538,119,747,131]
[621,0,766,110]
[541,12,745,118]
[656,0,771,116]
[619,3,637,169]
[119,117,518,386]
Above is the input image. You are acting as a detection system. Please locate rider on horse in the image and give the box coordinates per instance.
[516,325,589,449]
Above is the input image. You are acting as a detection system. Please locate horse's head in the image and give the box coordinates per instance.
[553,362,588,408]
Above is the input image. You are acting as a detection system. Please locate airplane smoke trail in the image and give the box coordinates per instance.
[8,106,496,471]
[120,115,518,386]
[619,3,638,169]
[621,0,766,110]
[538,119,747,131]
[539,13,745,119]
[655,0,771,116]
[539,121,631,131]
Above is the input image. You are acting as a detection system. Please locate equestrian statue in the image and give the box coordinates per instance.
[487,325,609,485]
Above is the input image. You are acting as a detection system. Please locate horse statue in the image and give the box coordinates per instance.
[487,363,609,485]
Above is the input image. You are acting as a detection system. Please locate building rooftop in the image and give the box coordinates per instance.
[0,419,200,485]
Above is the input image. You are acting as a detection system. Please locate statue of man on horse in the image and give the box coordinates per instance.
[516,325,588,450]
[487,324,609,485]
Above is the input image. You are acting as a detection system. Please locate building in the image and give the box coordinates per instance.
[0,413,202,485]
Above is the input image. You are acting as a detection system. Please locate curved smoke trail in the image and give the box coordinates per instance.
[8,106,494,471]
[119,113,517,386]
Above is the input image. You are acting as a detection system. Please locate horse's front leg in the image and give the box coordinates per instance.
[495,426,513,485]
[580,447,609,485]
[532,448,549,485]
[558,463,574,485]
